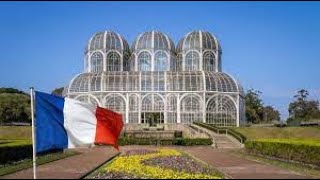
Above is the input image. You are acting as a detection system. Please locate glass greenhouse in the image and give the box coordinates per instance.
[63,30,246,127]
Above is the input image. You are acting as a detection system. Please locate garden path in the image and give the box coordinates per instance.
[176,146,312,179]
[0,146,119,179]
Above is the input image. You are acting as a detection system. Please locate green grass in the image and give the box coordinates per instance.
[230,127,320,141]
[0,126,80,176]
[233,150,320,179]
[0,140,31,147]
[0,150,79,177]
[0,126,31,141]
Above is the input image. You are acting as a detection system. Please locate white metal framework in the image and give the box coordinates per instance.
[64,30,246,127]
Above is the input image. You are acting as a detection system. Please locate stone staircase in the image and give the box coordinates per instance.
[213,134,243,149]
[190,124,243,149]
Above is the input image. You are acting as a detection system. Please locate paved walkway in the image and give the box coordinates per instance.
[176,146,311,179]
[121,145,311,179]
[1,146,119,179]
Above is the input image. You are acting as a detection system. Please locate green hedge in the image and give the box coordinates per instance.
[0,141,32,164]
[119,137,212,146]
[193,122,246,143]
[245,139,320,167]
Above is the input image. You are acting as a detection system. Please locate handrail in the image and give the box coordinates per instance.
[188,124,218,148]
[193,121,246,144]
[226,129,243,144]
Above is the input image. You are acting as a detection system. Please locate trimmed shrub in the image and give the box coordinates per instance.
[0,141,32,164]
[245,139,320,167]
[118,137,212,146]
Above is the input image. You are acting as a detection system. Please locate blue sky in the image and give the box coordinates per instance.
[0,2,319,120]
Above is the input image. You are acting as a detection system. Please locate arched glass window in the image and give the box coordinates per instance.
[107,52,121,71]
[185,51,199,71]
[75,95,99,106]
[180,95,202,124]
[203,52,215,71]
[155,51,168,71]
[141,94,165,124]
[206,95,237,127]
[138,52,151,71]
[90,52,103,72]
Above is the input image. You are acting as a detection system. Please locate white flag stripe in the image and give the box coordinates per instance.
[63,98,98,148]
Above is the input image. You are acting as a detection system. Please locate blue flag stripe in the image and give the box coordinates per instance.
[35,91,68,153]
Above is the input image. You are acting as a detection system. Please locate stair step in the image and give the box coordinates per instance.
[192,124,243,149]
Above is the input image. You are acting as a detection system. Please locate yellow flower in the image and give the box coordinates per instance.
[104,148,223,179]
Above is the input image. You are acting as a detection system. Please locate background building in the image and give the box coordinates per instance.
[63,30,245,127]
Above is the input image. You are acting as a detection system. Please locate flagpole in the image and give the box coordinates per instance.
[30,87,36,179]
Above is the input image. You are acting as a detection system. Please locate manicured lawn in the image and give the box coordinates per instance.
[230,127,320,169]
[0,140,31,147]
[0,126,31,141]
[230,127,320,141]
[0,126,79,176]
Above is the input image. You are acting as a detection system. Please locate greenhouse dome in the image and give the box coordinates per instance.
[64,30,246,127]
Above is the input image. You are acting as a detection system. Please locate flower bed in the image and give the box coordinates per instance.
[118,137,213,146]
[124,149,159,156]
[91,149,224,179]
[91,171,140,179]
[142,156,216,175]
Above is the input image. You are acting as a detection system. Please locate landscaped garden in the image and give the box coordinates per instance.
[229,127,320,166]
[0,126,79,176]
[2,125,320,178]
[225,126,320,178]
[87,149,224,179]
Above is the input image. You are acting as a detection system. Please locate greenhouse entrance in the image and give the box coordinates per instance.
[141,112,164,126]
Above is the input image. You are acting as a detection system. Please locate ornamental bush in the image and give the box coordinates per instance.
[245,139,320,167]
[0,140,32,164]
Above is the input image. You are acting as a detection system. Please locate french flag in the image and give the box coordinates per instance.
[35,91,123,153]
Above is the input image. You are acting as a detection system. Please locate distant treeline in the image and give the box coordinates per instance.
[0,88,27,95]
[0,87,65,125]
[245,88,320,126]
[0,88,31,125]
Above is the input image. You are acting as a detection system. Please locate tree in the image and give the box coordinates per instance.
[52,87,64,97]
[288,89,320,123]
[245,89,281,124]
[0,92,31,124]
[0,88,26,95]
[263,106,280,123]
[245,89,264,124]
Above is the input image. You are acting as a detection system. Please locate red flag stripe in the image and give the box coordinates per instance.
[94,106,124,150]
